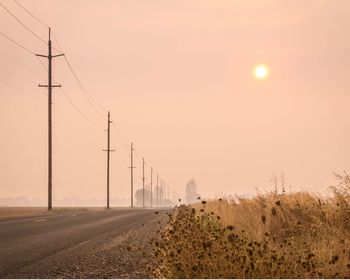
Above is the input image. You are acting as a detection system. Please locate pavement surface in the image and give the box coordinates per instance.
[0,208,169,278]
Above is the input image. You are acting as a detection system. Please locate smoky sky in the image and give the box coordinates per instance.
[1,0,350,203]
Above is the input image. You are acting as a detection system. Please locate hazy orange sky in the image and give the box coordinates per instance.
[1,0,350,203]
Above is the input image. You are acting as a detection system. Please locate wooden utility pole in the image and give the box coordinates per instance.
[142,158,145,208]
[163,181,166,205]
[160,180,164,207]
[156,174,159,208]
[103,111,114,210]
[128,142,135,208]
[167,185,171,203]
[150,167,153,208]
[36,28,63,211]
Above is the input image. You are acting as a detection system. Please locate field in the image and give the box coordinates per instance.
[0,207,104,218]
[153,173,350,278]
[0,207,47,217]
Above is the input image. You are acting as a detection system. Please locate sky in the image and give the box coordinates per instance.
[0,0,350,204]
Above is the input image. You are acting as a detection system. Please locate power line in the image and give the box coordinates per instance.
[51,32,108,120]
[0,30,36,54]
[54,104,102,150]
[0,1,46,44]
[0,78,45,101]
[59,87,105,131]
[51,32,64,53]
[51,32,143,168]
[10,0,60,53]
[64,54,107,120]
[134,150,141,160]
[110,137,118,149]
[0,48,45,78]
[0,65,38,84]
[109,134,130,159]
[51,33,146,165]
[2,12,162,191]
[35,54,104,131]
[35,54,47,71]
[62,55,107,114]
[12,0,49,28]
[111,120,129,150]
[1,3,168,205]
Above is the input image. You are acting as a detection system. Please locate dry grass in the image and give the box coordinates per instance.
[0,207,46,217]
[153,173,350,278]
[0,207,104,218]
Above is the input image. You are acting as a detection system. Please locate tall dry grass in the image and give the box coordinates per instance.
[153,173,350,278]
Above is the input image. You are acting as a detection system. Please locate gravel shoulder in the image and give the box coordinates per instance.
[5,210,168,279]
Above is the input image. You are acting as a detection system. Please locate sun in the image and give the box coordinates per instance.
[255,65,268,79]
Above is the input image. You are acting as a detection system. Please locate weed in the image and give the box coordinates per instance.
[152,174,350,278]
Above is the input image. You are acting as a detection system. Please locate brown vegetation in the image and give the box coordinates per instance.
[153,173,350,278]
[0,207,46,217]
[0,207,103,218]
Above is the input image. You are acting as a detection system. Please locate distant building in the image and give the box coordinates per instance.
[185,179,200,204]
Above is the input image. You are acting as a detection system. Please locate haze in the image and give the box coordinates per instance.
[1,0,350,205]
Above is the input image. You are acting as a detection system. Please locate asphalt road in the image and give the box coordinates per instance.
[0,208,168,278]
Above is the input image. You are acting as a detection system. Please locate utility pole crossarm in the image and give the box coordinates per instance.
[53,54,64,58]
[38,84,61,88]
[35,54,47,58]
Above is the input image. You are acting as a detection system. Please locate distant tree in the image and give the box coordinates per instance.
[135,186,174,207]
[185,179,199,204]
[135,188,152,207]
